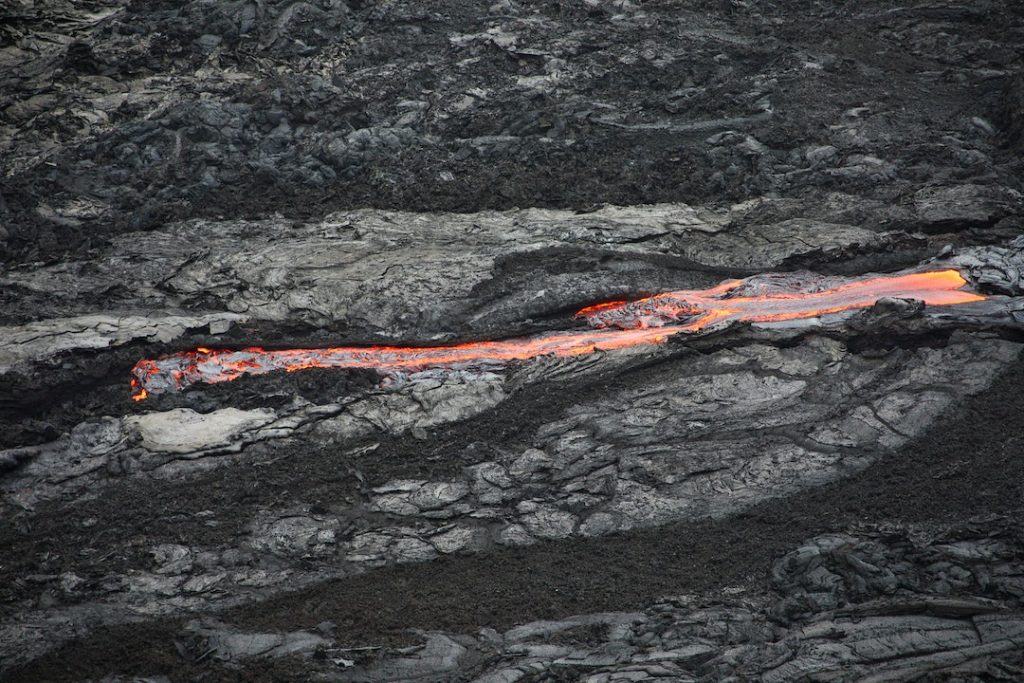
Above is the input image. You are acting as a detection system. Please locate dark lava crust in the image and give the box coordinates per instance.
[2,0,1022,265]
[6,344,1024,682]
[3,0,1024,682]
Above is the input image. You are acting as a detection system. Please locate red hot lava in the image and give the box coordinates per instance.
[130,269,985,400]
[578,269,984,330]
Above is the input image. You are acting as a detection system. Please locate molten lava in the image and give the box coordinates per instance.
[578,269,984,330]
[130,269,985,399]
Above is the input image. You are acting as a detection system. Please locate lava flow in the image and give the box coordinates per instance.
[130,269,985,399]
[578,269,985,330]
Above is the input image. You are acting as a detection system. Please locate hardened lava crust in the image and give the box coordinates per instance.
[2,1,1024,681]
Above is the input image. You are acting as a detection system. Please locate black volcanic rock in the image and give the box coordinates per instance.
[1,1,1024,682]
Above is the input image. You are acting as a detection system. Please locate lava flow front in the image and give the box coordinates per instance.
[130,269,985,399]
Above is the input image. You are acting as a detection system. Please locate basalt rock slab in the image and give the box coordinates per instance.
[0,202,890,334]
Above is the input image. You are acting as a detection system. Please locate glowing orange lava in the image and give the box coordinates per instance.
[130,269,985,399]
[579,269,984,330]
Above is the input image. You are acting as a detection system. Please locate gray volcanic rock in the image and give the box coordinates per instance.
[2,1,1024,682]
[0,202,889,333]
[2,0,1022,265]
[140,519,1024,682]
[3,211,1024,679]
[2,245,1022,671]
[950,236,1024,296]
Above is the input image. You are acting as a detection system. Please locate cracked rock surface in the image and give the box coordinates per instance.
[5,225,1024,683]
[2,0,1024,681]
[323,519,1024,683]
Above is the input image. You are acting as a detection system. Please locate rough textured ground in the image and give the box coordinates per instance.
[2,0,1024,681]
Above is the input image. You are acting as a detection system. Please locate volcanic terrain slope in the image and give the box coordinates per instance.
[2,1,1024,682]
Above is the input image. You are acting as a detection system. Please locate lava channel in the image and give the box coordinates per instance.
[130,269,985,400]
